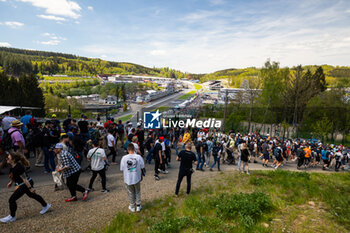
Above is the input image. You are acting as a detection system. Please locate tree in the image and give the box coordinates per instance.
[259,60,289,127]
[312,115,332,142]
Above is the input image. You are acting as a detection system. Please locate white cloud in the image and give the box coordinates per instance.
[37,14,66,21]
[209,0,226,6]
[100,54,107,58]
[39,33,66,45]
[0,21,24,28]
[39,40,61,45]
[346,9,350,13]
[19,0,81,19]
[0,0,7,2]
[150,49,166,56]
[87,6,93,11]
[0,42,11,47]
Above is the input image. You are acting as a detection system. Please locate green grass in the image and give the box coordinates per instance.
[102,171,350,233]
[194,83,202,90]
[151,106,170,112]
[178,90,196,100]
[118,114,132,122]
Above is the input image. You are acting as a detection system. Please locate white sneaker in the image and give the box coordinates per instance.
[128,205,135,213]
[162,170,169,174]
[136,205,142,212]
[246,171,250,175]
[40,203,51,215]
[0,215,16,223]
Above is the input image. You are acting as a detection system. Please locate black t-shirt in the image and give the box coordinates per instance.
[195,141,203,152]
[178,150,197,171]
[42,127,53,147]
[136,130,145,143]
[78,120,89,134]
[153,142,163,160]
[128,133,135,142]
[144,137,153,150]
[10,163,26,184]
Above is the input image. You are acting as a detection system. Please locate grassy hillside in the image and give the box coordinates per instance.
[103,170,350,233]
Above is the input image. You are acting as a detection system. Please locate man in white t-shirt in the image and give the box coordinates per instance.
[87,140,109,193]
[106,128,117,164]
[120,143,145,212]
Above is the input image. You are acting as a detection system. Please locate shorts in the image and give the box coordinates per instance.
[263,153,269,160]
[276,156,283,162]
[316,156,320,162]
[323,159,329,165]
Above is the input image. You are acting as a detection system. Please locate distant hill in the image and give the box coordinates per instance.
[0,47,349,87]
[0,47,187,79]
[202,65,350,88]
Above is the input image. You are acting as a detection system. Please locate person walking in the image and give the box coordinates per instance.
[8,120,26,153]
[175,143,197,197]
[0,152,51,223]
[153,136,164,180]
[210,141,222,171]
[106,128,117,164]
[42,120,56,173]
[240,142,250,174]
[120,143,145,212]
[54,143,89,202]
[195,138,205,171]
[87,140,109,193]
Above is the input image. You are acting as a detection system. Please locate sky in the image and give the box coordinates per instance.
[0,0,350,73]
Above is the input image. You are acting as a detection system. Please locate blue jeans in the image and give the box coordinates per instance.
[238,155,242,171]
[174,142,179,155]
[146,147,154,164]
[43,146,55,172]
[196,152,205,170]
[211,156,220,170]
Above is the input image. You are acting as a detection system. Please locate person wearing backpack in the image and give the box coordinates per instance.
[274,144,284,170]
[195,138,205,171]
[210,141,222,171]
[42,121,56,173]
[297,145,306,169]
[321,147,330,170]
[117,120,125,147]
[20,110,33,138]
[7,120,26,154]
[144,132,154,164]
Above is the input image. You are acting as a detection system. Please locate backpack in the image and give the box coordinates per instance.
[1,130,19,151]
[203,142,208,152]
[117,124,124,134]
[274,147,281,157]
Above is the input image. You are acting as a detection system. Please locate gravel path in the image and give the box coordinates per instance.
[0,151,345,233]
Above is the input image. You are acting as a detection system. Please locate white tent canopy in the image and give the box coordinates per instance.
[0,106,40,115]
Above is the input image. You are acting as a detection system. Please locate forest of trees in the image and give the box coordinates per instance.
[0,47,191,79]
[0,72,45,115]
[201,61,350,143]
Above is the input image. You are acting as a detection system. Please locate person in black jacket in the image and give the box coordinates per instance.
[42,121,55,173]
[175,142,197,196]
[72,128,86,165]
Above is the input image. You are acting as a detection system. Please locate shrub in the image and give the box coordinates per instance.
[211,192,273,228]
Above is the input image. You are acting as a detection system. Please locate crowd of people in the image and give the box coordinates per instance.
[0,110,349,223]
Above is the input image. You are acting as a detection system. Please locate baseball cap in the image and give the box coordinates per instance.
[159,136,164,141]
[55,143,63,149]
[52,114,57,118]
